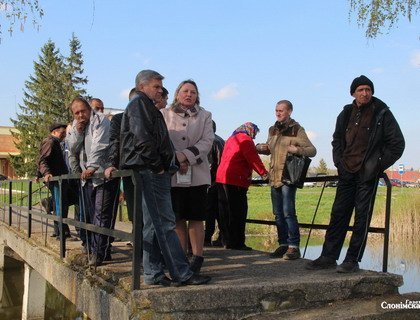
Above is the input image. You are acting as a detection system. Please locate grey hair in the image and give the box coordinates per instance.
[135,70,164,87]
[276,99,293,111]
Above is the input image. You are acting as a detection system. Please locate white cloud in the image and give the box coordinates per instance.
[212,83,239,100]
[410,51,420,68]
[306,130,317,141]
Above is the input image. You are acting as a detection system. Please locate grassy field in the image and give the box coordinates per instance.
[2,179,418,241]
[246,185,420,238]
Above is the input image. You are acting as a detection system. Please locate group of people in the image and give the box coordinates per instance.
[36,72,405,287]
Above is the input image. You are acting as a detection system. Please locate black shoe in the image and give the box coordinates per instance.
[190,255,204,274]
[203,239,212,247]
[50,233,58,238]
[150,275,174,287]
[211,239,224,247]
[337,261,359,273]
[181,274,211,286]
[103,252,112,261]
[269,246,288,258]
[305,256,337,270]
[88,254,103,267]
[283,247,301,260]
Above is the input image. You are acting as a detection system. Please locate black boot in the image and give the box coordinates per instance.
[190,255,204,274]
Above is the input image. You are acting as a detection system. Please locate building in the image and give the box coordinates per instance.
[0,126,19,178]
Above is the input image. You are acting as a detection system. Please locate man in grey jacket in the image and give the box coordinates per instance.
[67,97,119,266]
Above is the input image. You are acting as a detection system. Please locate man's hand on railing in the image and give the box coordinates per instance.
[81,168,96,181]
[44,174,53,183]
[104,166,117,179]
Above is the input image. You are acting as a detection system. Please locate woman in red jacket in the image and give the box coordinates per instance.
[216,122,268,250]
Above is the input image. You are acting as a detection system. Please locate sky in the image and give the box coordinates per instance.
[0,1,419,170]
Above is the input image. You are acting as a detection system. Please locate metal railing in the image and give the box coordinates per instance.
[247,173,392,272]
[0,170,143,290]
[0,171,393,292]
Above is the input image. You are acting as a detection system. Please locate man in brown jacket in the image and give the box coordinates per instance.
[37,123,73,238]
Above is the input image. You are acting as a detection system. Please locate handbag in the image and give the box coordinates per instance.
[282,153,312,188]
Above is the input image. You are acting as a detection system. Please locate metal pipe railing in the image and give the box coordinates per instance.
[248,172,391,272]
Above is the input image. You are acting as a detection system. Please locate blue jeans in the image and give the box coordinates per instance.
[133,170,192,284]
[271,185,300,247]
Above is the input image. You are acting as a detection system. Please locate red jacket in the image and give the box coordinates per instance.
[216,133,268,189]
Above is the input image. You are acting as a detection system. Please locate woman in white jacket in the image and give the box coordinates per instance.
[161,80,214,274]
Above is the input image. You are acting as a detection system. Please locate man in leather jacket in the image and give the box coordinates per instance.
[306,75,405,273]
[119,69,211,286]
[37,123,73,238]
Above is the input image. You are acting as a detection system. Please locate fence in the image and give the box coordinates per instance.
[0,172,393,292]
[0,170,143,290]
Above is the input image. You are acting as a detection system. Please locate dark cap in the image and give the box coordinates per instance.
[49,123,67,132]
[350,75,374,95]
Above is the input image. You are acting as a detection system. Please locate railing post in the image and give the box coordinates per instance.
[131,171,141,291]
[58,177,66,259]
[382,173,391,273]
[27,180,33,238]
[8,180,12,226]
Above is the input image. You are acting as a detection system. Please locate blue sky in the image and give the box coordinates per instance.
[0,1,419,169]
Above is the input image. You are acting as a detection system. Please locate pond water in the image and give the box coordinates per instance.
[0,235,417,319]
[0,256,86,320]
[247,234,420,294]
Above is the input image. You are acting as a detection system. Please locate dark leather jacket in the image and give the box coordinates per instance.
[120,92,174,173]
[332,97,405,181]
[104,112,123,168]
[37,135,69,177]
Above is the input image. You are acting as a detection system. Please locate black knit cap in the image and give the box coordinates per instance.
[49,123,67,132]
[350,75,374,95]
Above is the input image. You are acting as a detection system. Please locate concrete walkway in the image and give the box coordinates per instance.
[1,211,418,319]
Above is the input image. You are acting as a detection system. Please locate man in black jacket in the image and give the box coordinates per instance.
[119,69,211,286]
[306,75,405,273]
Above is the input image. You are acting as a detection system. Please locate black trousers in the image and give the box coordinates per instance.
[321,170,379,262]
[217,183,248,248]
[204,184,223,243]
[83,179,119,259]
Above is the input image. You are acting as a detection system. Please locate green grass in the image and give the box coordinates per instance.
[246,185,420,236]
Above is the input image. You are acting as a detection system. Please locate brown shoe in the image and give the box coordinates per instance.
[283,247,301,260]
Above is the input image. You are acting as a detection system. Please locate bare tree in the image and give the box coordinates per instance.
[349,0,420,38]
[0,0,43,42]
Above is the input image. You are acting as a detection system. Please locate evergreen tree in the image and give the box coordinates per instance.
[63,33,88,118]
[317,158,328,174]
[10,36,87,177]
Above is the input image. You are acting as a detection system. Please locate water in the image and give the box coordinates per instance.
[247,234,420,294]
[1,236,418,319]
[0,256,86,320]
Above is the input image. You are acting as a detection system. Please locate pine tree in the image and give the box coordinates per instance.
[317,158,328,174]
[10,36,87,177]
[63,33,88,117]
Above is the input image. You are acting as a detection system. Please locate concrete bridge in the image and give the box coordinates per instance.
[1,217,419,319]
